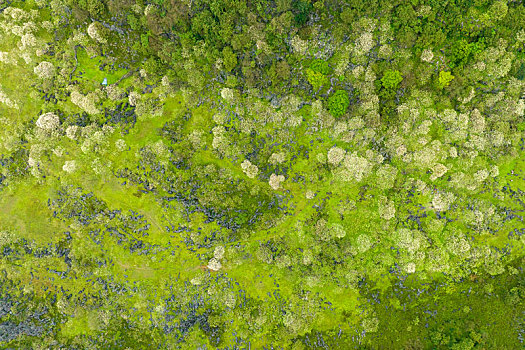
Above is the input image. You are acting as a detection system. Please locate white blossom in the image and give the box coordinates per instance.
[413,147,437,168]
[214,246,225,260]
[447,235,471,255]
[378,196,395,220]
[87,22,107,43]
[361,316,379,333]
[305,190,315,200]
[269,152,286,164]
[378,44,392,59]
[91,157,111,175]
[220,87,235,102]
[341,152,372,182]
[355,31,374,55]
[420,49,434,62]
[316,152,327,163]
[106,84,125,101]
[396,145,407,157]
[223,290,236,308]
[115,139,127,151]
[489,165,499,177]
[212,126,228,151]
[474,169,489,183]
[490,130,505,147]
[207,258,222,271]
[4,7,30,21]
[65,125,79,140]
[36,112,59,130]
[404,262,416,274]
[20,33,37,48]
[128,91,141,106]
[190,274,204,285]
[0,52,16,65]
[62,160,77,173]
[34,61,55,79]
[333,121,348,136]
[432,191,456,212]
[213,113,227,125]
[269,173,285,190]
[53,146,64,157]
[449,147,457,158]
[327,146,346,166]
[330,223,346,238]
[430,163,448,181]
[71,90,100,115]
[356,234,372,253]
[241,159,259,179]
[0,88,19,109]
[375,164,398,190]
[290,35,308,55]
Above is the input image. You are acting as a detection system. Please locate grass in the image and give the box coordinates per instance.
[0,178,68,245]
[75,47,128,87]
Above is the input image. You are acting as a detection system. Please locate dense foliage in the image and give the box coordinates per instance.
[0,0,524,348]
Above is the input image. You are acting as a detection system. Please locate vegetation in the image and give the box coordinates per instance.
[0,0,524,349]
[327,89,350,118]
[437,70,455,89]
[381,69,403,91]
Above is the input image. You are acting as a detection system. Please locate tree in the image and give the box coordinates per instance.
[327,90,350,118]
[222,46,237,72]
[306,69,329,92]
[448,39,484,68]
[87,0,105,17]
[293,0,313,26]
[381,70,403,90]
[87,21,109,43]
[488,0,508,22]
[306,59,331,92]
[437,71,454,89]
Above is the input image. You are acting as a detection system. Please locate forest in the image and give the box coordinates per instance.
[0,0,524,348]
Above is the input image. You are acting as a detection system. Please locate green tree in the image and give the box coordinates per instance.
[127,14,140,31]
[306,59,331,92]
[87,0,105,18]
[437,71,454,89]
[306,69,329,92]
[327,90,350,118]
[293,0,313,26]
[488,0,508,22]
[310,59,331,75]
[381,70,403,90]
[448,39,484,68]
[222,46,238,72]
